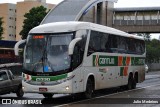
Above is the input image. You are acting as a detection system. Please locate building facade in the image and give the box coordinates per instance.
[0,0,54,41]
[16,0,54,40]
[0,3,16,41]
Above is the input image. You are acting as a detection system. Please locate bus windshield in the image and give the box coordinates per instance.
[24,33,74,73]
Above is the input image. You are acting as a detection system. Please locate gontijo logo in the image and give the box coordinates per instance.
[93,55,118,66]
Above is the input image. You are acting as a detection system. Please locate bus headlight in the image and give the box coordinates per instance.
[22,86,25,91]
[65,86,69,90]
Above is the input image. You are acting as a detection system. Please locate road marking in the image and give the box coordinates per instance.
[55,83,160,107]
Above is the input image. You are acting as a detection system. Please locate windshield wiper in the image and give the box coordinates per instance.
[41,37,54,73]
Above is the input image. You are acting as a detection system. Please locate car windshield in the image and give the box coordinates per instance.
[24,33,74,73]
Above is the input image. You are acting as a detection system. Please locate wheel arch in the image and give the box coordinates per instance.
[128,72,133,79]
[84,74,95,91]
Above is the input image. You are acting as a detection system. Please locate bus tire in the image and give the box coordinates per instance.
[16,86,24,98]
[132,77,137,89]
[127,76,133,90]
[43,93,53,98]
[85,78,94,99]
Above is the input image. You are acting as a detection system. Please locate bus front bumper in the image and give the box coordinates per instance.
[22,80,73,94]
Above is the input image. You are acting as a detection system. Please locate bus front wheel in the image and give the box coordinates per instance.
[43,93,54,98]
[16,86,24,97]
[84,78,94,99]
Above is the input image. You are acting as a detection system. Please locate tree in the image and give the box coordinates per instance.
[136,33,151,41]
[0,17,4,40]
[20,6,48,39]
[146,39,160,63]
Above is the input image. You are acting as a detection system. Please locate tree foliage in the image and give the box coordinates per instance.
[136,33,151,41]
[146,39,160,63]
[0,17,4,40]
[20,6,48,39]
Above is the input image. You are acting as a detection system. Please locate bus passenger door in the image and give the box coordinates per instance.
[72,67,84,93]
[72,30,88,93]
[71,42,85,93]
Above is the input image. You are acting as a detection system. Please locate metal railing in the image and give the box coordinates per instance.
[113,19,160,26]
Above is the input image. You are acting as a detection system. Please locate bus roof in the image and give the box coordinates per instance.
[29,21,144,40]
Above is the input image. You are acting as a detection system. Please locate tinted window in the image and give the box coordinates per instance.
[0,71,8,81]
[72,30,88,68]
[87,30,145,55]
[8,65,23,76]
[126,38,145,55]
[135,39,145,54]
[88,31,109,55]
[107,34,118,53]
[117,36,128,53]
[8,70,13,80]
[127,38,136,54]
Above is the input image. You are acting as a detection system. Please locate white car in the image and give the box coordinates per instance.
[145,64,149,73]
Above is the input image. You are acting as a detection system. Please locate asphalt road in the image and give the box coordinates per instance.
[0,71,160,107]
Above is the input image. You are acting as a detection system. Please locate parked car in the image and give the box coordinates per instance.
[0,63,24,97]
[145,64,149,73]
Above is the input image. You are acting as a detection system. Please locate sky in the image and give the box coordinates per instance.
[0,0,160,7]
[0,0,160,39]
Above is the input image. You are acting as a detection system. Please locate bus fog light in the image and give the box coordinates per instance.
[22,86,25,91]
[66,86,69,90]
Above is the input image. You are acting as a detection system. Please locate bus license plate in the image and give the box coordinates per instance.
[39,88,48,92]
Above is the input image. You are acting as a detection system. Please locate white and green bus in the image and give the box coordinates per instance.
[15,21,145,98]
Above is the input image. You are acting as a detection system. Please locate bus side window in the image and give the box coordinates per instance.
[107,34,118,53]
[88,31,109,56]
[72,43,81,68]
[117,36,127,54]
[100,33,109,52]
[88,31,97,55]
[140,40,145,54]
[127,38,136,54]
[72,31,87,69]
[135,40,145,55]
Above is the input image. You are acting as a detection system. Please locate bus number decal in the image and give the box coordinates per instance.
[36,78,50,82]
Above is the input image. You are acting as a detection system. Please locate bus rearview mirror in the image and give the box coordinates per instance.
[68,38,82,55]
[14,39,26,56]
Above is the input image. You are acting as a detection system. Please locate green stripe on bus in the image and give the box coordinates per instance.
[122,57,126,66]
[31,74,67,82]
[120,67,124,76]
[131,57,145,66]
